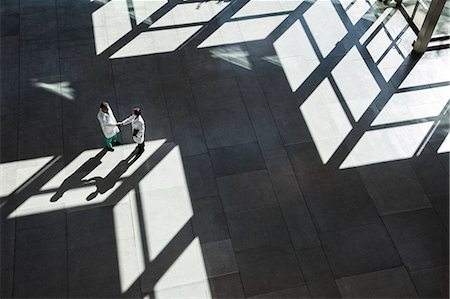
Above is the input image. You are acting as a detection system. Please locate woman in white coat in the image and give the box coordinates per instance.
[119,108,145,153]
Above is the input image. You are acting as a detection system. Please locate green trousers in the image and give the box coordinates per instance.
[104,134,118,149]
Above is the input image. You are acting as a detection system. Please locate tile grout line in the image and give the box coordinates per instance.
[227,6,335,294]
[231,32,315,295]
[178,35,245,296]
[379,211,431,297]
[10,0,22,295]
[54,0,70,293]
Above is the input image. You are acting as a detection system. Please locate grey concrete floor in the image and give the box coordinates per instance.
[0,0,449,298]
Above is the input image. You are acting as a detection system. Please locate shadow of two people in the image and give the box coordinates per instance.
[50,148,142,202]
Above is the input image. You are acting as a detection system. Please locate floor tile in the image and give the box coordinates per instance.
[67,204,134,249]
[266,157,320,249]
[429,194,449,230]
[1,269,13,298]
[410,146,449,196]
[14,275,67,298]
[226,205,291,252]
[191,196,229,244]
[210,142,266,177]
[200,107,256,149]
[264,89,312,145]
[170,114,207,157]
[320,223,402,278]
[307,282,342,299]
[183,154,218,199]
[238,78,287,160]
[298,169,380,232]
[209,273,246,299]
[217,170,277,213]
[1,1,449,297]
[410,266,449,299]
[297,246,334,286]
[201,239,238,278]
[336,267,418,298]
[249,285,310,298]
[235,245,305,297]
[357,161,431,215]
[286,142,327,176]
[382,208,449,271]
[191,77,243,113]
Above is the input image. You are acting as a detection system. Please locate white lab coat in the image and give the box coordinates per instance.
[122,115,145,144]
[97,107,119,138]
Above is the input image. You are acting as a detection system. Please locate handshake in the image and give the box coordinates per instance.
[116,122,123,128]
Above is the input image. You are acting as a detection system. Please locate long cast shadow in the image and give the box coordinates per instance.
[50,149,108,202]
[84,148,141,201]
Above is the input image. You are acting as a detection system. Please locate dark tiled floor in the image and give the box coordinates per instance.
[0,0,448,298]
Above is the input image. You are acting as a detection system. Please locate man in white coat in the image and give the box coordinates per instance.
[118,107,145,154]
[97,101,120,152]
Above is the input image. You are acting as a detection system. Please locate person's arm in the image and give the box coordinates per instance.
[121,115,134,126]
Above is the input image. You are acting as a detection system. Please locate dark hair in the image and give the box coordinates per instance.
[100,102,108,109]
[133,107,141,116]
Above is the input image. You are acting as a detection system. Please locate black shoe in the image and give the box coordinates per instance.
[112,141,121,146]
[107,147,114,152]
[136,144,145,155]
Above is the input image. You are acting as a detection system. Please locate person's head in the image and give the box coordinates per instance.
[133,107,141,117]
[100,101,109,112]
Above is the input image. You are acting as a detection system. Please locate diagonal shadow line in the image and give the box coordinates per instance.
[251,5,376,131]
[333,1,391,88]
[84,149,141,201]
[325,1,428,168]
[0,156,67,217]
[359,6,398,47]
[286,4,408,123]
[397,81,450,92]
[50,149,109,203]
[133,184,151,267]
[61,142,190,297]
[122,219,194,297]
[328,52,422,169]
[65,142,176,212]
[292,4,363,127]
[103,0,242,57]
[2,141,182,299]
[426,43,450,51]
[90,0,109,14]
[286,11,387,107]
[246,0,423,170]
[125,3,301,36]
[368,114,447,131]
[414,101,450,156]
[1,148,115,214]
[126,0,138,28]
[1,142,174,218]
[98,0,184,59]
[2,141,186,297]
[223,0,315,68]
[396,1,421,35]
[180,0,248,50]
[374,23,410,64]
